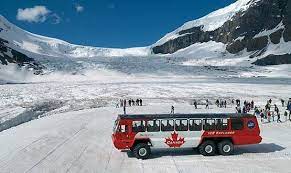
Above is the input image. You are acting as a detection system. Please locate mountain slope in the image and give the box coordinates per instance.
[152,0,291,66]
[0,37,43,74]
[153,0,255,46]
[0,15,150,59]
[0,0,291,73]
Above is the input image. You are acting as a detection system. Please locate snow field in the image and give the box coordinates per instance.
[0,103,291,173]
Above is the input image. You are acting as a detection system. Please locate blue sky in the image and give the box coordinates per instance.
[1,0,234,48]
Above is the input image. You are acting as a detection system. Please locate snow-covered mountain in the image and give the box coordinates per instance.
[0,0,291,75]
[153,0,291,66]
[0,15,150,59]
[153,0,255,46]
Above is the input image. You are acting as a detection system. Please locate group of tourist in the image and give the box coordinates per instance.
[192,99,223,109]
[215,99,227,108]
[191,99,210,109]
[116,97,291,121]
[235,100,254,114]
[116,99,143,108]
[255,98,291,123]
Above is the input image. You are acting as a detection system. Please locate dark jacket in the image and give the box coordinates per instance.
[287,100,291,111]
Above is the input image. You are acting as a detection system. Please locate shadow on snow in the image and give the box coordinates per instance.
[125,143,285,159]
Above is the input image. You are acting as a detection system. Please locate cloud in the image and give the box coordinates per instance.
[17,6,50,23]
[75,4,84,12]
[51,13,61,24]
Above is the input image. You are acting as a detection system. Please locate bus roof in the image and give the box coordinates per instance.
[118,113,254,120]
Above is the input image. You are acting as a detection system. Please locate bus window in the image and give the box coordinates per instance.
[216,119,228,130]
[132,120,146,132]
[189,119,202,131]
[231,118,244,130]
[203,119,216,131]
[147,120,160,132]
[118,125,128,133]
[161,119,174,131]
[175,119,188,131]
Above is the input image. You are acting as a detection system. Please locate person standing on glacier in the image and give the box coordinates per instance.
[277,112,282,123]
[171,106,175,114]
[136,99,139,106]
[194,100,198,109]
[120,99,123,107]
[205,99,209,109]
[236,106,242,113]
[281,99,285,107]
[272,111,275,122]
[260,110,265,123]
[287,98,291,121]
[274,104,279,115]
[129,99,132,106]
[284,111,289,121]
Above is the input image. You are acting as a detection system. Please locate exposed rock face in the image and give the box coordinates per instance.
[253,54,291,65]
[246,36,269,52]
[0,37,43,74]
[270,29,284,44]
[152,0,291,61]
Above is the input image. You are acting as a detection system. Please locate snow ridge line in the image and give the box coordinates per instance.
[23,125,88,173]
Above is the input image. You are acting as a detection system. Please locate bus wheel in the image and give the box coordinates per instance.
[199,140,216,156]
[218,140,233,156]
[133,143,151,159]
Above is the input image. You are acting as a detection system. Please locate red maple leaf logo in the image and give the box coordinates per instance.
[165,132,185,148]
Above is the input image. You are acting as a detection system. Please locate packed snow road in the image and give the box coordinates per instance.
[0,104,291,173]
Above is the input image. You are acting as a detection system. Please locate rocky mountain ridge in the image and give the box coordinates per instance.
[152,0,291,65]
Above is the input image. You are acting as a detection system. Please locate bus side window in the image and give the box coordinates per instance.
[189,119,202,131]
[132,120,146,132]
[147,120,160,132]
[175,119,188,131]
[204,119,215,131]
[161,119,174,131]
[231,118,244,130]
[216,119,228,130]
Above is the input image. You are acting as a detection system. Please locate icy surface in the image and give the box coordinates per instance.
[0,103,291,173]
[0,73,291,130]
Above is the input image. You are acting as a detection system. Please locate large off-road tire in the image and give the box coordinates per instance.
[133,143,151,159]
[198,140,216,156]
[217,140,234,156]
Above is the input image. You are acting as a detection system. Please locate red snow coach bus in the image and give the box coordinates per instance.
[112,113,262,159]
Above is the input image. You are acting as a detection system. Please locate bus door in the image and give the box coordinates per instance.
[187,119,203,147]
[115,120,133,147]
